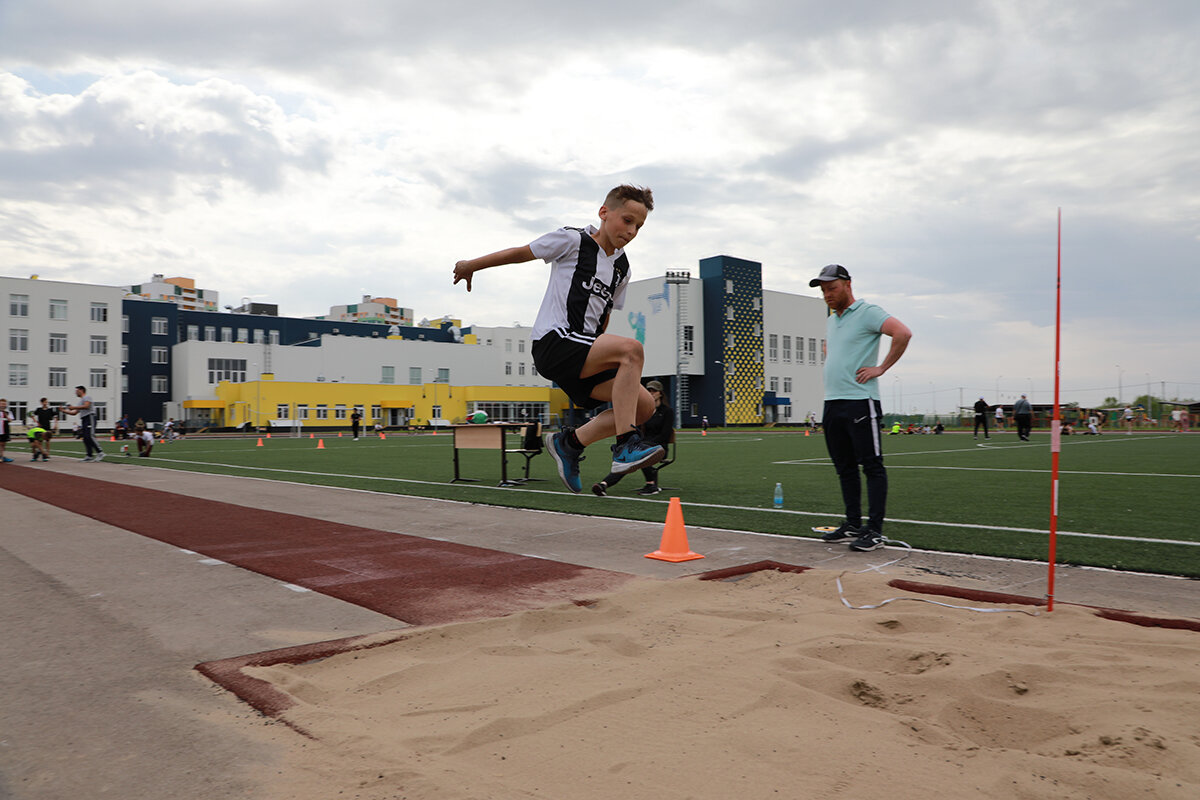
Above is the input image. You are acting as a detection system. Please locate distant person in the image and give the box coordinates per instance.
[701,415,710,433]
[809,264,912,552]
[934,421,944,434]
[64,386,105,462]
[593,380,673,496]
[0,398,13,463]
[134,429,155,457]
[453,184,664,493]
[351,408,363,440]
[889,421,901,435]
[1123,405,1135,434]
[1013,394,1033,441]
[30,397,60,460]
[994,404,1005,431]
[1171,408,1183,432]
[973,397,990,439]
[26,426,50,461]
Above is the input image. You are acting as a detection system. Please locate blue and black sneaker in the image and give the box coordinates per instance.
[544,428,585,493]
[610,432,664,475]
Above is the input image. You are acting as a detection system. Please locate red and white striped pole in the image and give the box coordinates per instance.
[1047,209,1063,611]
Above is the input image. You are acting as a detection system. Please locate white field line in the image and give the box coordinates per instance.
[139,456,1200,548]
[774,462,1200,479]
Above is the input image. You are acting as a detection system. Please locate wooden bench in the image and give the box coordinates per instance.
[450,423,540,487]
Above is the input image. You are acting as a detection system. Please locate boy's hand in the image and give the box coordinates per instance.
[453,261,475,292]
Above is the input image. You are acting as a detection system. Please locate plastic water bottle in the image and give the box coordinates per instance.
[773,482,784,509]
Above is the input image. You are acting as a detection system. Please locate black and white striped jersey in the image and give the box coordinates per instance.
[529,225,630,345]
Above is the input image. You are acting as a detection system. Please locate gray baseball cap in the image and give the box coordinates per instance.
[809,264,852,287]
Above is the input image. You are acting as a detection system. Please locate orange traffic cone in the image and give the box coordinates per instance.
[338,431,342,437]
[256,438,263,447]
[267,433,272,438]
[804,429,810,437]
[701,430,707,436]
[110,435,116,442]
[380,432,387,440]
[645,497,704,562]
[309,433,314,439]
[317,438,325,449]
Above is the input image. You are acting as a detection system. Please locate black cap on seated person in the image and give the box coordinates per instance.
[809,264,851,287]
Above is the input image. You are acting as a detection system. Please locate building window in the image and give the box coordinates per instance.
[93,402,107,422]
[518,363,526,376]
[237,328,248,342]
[727,333,735,348]
[316,404,328,419]
[90,302,108,322]
[220,328,233,343]
[151,346,168,364]
[505,362,512,376]
[297,404,309,420]
[276,404,289,419]
[49,333,68,353]
[187,325,199,341]
[122,374,128,393]
[152,317,168,335]
[90,335,108,355]
[207,358,247,384]
[253,329,265,344]
[8,400,27,420]
[437,368,449,383]
[49,299,68,320]
[782,335,791,362]
[768,334,778,362]
[121,345,128,363]
[9,329,28,351]
[268,330,280,344]
[8,363,28,386]
[725,279,733,294]
[820,339,826,363]
[809,338,817,364]
[371,404,381,420]
[204,326,217,341]
[683,325,694,355]
[335,404,347,420]
[90,368,108,388]
[783,377,792,393]
[725,306,734,321]
[151,375,169,393]
[769,376,779,392]
[122,315,129,333]
[409,367,422,385]
[49,366,67,387]
[505,339,512,352]
[431,405,442,419]
[9,294,29,316]
[381,365,395,384]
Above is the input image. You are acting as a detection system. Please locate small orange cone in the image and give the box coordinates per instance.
[110,435,117,442]
[267,433,272,438]
[645,497,704,562]
[256,438,264,447]
[309,433,314,439]
[338,431,342,437]
[380,432,387,440]
[317,438,325,449]
[701,429,707,436]
[804,429,810,437]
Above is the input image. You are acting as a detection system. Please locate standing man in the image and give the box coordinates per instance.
[64,385,105,462]
[1013,394,1034,441]
[0,398,13,463]
[1123,405,1135,434]
[973,397,990,439]
[351,407,363,440]
[810,265,912,552]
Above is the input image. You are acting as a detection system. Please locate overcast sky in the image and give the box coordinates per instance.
[2,0,1197,412]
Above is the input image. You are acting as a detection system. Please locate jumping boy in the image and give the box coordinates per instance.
[453,185,664,493]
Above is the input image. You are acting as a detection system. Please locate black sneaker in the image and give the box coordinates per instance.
[818,521,861,543]
[591,481,608,497]
[849,528,886,552]
[634,484,661,495]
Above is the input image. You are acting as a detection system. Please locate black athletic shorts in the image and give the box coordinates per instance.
[532,332,618,411]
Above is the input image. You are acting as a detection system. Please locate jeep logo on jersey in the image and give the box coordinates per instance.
[579,275,613,301]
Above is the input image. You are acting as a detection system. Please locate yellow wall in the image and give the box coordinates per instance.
[215,380,571,426]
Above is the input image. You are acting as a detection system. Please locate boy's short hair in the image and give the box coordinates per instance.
[605,184,654,212]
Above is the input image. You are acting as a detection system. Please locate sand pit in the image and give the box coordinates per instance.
[250,569,1200,800]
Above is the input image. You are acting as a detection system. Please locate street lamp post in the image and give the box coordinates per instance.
[666,270,691,429]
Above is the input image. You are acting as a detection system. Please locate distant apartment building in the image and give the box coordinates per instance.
[316,295,414,327]
[125,274,219,312]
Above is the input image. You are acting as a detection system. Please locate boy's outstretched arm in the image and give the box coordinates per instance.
[453,245,536,292]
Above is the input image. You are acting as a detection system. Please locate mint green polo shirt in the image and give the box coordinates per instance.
[824,299,891,401]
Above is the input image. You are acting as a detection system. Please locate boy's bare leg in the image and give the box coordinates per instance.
[574,334,654,447]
